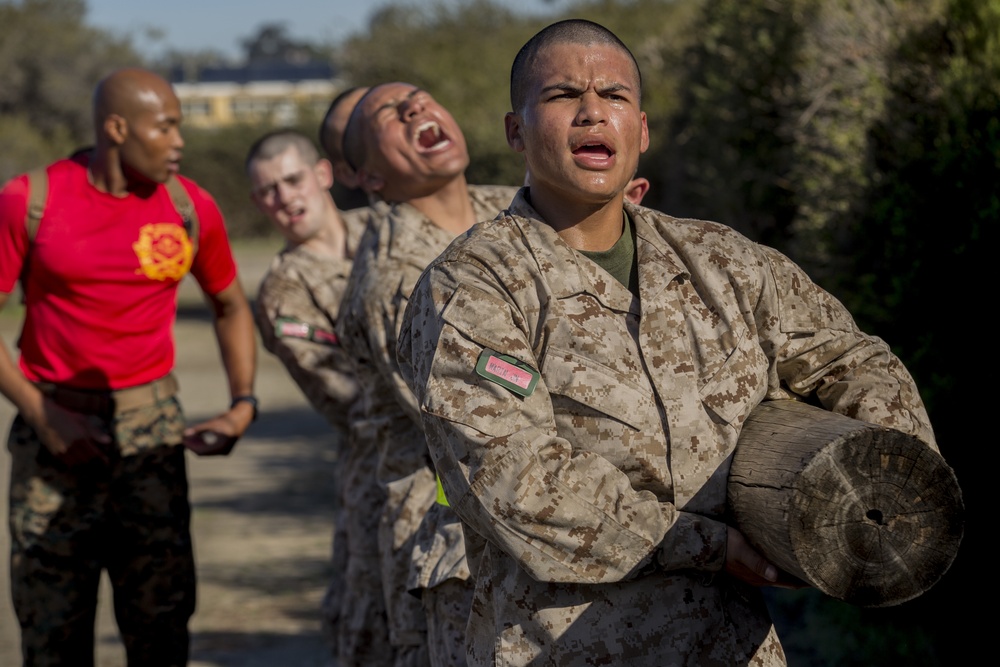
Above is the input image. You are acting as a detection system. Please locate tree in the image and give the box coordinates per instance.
[0,0,140,181]
[337,0,703,189]
[338,0,541,187]
[832,6,997,658]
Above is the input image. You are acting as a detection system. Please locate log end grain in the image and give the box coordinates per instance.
[729,400,964,607]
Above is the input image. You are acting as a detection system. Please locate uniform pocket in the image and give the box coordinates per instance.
[698,330,768,425]
[542,346,654,431]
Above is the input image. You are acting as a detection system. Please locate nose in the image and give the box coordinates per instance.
[575,91,607,126]
[400,94,425,121]
[172,125,185,150]
[274,181,294,205]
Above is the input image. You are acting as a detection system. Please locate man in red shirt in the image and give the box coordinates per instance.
[0,67,257,666]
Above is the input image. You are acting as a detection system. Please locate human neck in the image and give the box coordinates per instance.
[405,174,476,236]
[87,149,138,198]
[296,197,348,259]
[529,187,626,252]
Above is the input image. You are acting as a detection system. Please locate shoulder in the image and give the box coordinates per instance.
[422,212,539,298]
[255,253,317,316]
[634,204,751,244]
[257,249,302,291]
[0,172,30,209]
[341,206,372,253]
[1,159,77,223]
[2,158,77,199]
[173,174,217,204]
[172,174,225,223]
[634,205,767,271]
[467,184,521,212]
[348,202,403,279]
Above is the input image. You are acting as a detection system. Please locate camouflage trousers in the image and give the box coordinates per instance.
[319,505,348,655]
[423,578,474,667]
[7,395,195,667]
[338,420,394,666]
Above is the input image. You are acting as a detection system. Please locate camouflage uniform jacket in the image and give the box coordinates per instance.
[397,189,936,666]
[254,207,370,433]
[337,184,518,646]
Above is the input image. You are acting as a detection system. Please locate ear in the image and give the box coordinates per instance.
[104,114,128,146]
[332,162,361,190]
[358,166,385,195]
[639,111,650,154]
[624,177,650,206]
[505,112,525,153]
[314,158,335,190]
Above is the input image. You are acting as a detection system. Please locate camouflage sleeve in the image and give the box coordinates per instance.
[337,274,428,485]
[399,259,706,586]
[255,270,358,432]
[360,278,424,428]
[754,244,937,450]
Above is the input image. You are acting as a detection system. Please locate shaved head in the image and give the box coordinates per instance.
[93,68,177,132]
[91,67,184,187]
[245,130,321,174]
[510,19,641,113]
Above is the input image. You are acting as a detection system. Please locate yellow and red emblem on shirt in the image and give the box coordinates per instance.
[132,223,193,281]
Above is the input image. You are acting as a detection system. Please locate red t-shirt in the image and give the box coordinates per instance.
[0,155,237,389]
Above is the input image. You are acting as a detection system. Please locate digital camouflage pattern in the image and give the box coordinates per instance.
[397,189,937,666]
[253,205,378,663]
[254,206,369,433]
[335,408,398,666]
[8,396,194,667]
[336,185,518,662]
[422,578,475,667]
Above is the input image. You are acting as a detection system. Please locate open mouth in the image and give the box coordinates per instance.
[572,142,614,158]
[414,121,452,152]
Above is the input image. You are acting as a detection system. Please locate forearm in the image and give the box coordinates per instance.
[426,416,682,584]
[401,268,725,585]
[0,293,44,424]
[0,331,44,425]
[210,282,256,400]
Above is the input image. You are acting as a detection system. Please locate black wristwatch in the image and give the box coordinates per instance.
[231,395,259,422]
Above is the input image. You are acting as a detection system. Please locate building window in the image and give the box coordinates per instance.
[182,100,211,118]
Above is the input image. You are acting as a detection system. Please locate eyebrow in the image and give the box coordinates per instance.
[251,169,305,195]
[540,82,633,96]
[371,88,423,118]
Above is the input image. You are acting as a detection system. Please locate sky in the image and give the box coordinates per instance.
[85,0,570,60]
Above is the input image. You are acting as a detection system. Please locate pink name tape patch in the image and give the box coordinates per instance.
[275,317,339,346]
[475,348,539,397]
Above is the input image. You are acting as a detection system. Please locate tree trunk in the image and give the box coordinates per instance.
[728,400,963,607]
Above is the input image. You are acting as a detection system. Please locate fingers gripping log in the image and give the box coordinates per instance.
[727,400,964,607]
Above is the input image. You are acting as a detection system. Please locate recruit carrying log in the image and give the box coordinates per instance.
[727,400,963,607]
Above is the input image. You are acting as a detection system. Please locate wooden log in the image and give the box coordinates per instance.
[728,400,963,607]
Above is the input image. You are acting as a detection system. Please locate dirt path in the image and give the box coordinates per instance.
[0,243,340,666]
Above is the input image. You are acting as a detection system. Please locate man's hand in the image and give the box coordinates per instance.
[30,398,112,467]
[182,401,254,456]
[725,526,804,589]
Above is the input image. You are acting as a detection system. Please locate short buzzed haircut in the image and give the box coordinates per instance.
[320,86,364,162]
[245,129,321,174]
[510,19,642,113]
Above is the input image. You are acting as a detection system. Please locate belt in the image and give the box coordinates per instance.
[35,374,180,417]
